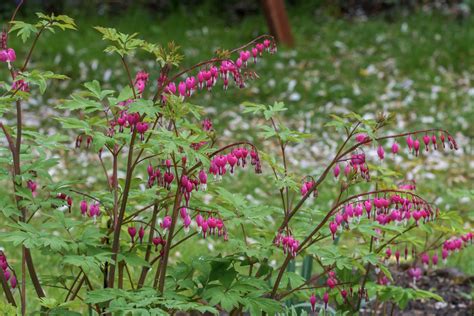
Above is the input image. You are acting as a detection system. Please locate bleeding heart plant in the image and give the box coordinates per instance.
[0,2,470,315]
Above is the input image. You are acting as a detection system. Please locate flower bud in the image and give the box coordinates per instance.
[138,226,145,243]
[391,142,399,154]
[128,227,137,243]
[310,293,316,312]
[333,164,340,178]
[377,145,385,160]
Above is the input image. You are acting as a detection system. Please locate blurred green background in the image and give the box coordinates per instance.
[0,0,473,305]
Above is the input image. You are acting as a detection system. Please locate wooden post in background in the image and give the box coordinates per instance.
[261,0,295,47]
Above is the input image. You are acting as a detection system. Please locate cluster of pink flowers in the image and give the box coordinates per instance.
[160,215,172,233]
[326,271,339,289]
[385,245,425,266]
[209,146,262,180]
[441,232,473,263]
[178,207,192,232]
[152,236,166,253]
[0,48,15,63]
[106,71,153,140]
[79,200,101,222]
[328,194,435,240]
[0,31,15,63]
[398,182,416,191]
[109,108,149,140]
[300,179,317,197]
[355,132,458,161]
[406,133,458,155]
[146,159,175,190]
[334,152,371,181]
[381,232,473,287]
[0,252,16,290]
[128,226,145,244]
[308,277,369,312]
[75,134,93,149]
[56,192,73,212]
[309,291,330,312]
[11,77,29,92]
[160,39,275,103]
[146,157,209,193]
[202,118,213,131]
[196,213,227,239]
[180,174,199,206]
[156,210,227,240]
[377,274,390,286]
[274,233,300,257]
[420,252,438,268]
[134,71,149,95]
[408,266,423,284]
[7,66,30,92]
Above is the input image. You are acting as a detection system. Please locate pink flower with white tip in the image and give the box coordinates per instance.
[80,200,88,216]
[134,71,149,95]
[160,216,172,233]
[88,202,101,223]
[391,142,399,154]
[329,221,338,240]
[136,121,148,140]
[0,48,16,63]
[408,267,422,285]
[377,145,385,160]
[421,253,430,269]
[333,164,340,178]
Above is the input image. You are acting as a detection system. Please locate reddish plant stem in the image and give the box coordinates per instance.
[270,254,291,298]
[8,11,56,306]
[121,56,137,99]
[0,123,16,154]
[8,0,23,32]
[157,158,182,292]
[81,271,101,315]
[270,117,290,214]
[21,247,26,315]
[68,276,85,302]
[64,270,83,302]
[99,153,112,191]
[118,262,124,289]
[125,263,135,290]
[112,152,119,229]
[69,189,102,203]
[108,129,138,287]
[21,22,51,72]
[356,236,374,311]
[137,202,160,288]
